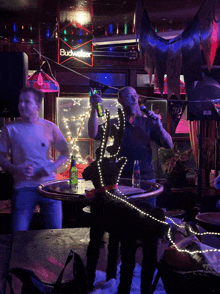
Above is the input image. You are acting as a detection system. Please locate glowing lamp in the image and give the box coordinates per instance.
[27,70,59,92]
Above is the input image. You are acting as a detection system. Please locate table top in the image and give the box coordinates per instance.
[196,212,220,226]
[37,178,164,203]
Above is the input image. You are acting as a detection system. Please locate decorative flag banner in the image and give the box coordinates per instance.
[27,70,59,92]
[212,99,220,117]
[168,100,187,131]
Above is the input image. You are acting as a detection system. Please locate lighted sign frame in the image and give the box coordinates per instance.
[58,21,93,67]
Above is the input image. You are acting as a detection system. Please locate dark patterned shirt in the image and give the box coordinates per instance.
[97,115,172,180]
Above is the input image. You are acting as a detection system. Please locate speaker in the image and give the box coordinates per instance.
[187,76,220,121]
[0,52,28,117]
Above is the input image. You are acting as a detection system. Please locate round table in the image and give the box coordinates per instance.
[37,178,164,203]
[37,178,164,230]
[195,212,220,234]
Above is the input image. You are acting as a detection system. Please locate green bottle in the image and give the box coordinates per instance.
[69,155,78,191]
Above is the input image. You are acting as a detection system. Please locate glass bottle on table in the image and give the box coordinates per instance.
[132,160,140,188]
[69,155,78,192]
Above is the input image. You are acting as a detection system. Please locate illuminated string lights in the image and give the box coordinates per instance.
[166,226,220,255]
[107,108,125,161]
[62,99,120,168]
[62,105,91,166]
[98,114,110,187]
[116,156,127,185]
[22,50,220,254]
[108,187,220,255]
[61,100,220,255]
[95,108,220,256]
[61,99,220,255]
[72,98,82,105]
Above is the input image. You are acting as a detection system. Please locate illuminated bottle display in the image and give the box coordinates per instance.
[69,155,78,191]
[132,160,140,188]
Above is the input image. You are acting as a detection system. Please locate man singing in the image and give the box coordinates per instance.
[88,86,173,204]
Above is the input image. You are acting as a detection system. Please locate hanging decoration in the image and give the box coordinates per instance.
[168,100,187,132]
[181,14,202,95]
[27,70,59,92]
[28,25,60,93]
[139,9,168,95]
[198,0,220,72]
[166,41,182,99]
[136,0,220,98]
[139,10,158,86]
[154,77,186,95]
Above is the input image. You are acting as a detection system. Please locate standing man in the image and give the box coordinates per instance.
[0,86,69,231]
[88,86,173,203]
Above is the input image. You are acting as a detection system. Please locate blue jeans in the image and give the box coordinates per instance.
[11,187,62,232]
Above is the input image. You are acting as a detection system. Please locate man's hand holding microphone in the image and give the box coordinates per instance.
[140,105,163,130]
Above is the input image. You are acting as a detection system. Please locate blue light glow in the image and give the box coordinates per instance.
[99,74,111,85]
[109,24,113,33]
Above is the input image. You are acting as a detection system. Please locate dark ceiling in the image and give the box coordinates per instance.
[0,0,202,32]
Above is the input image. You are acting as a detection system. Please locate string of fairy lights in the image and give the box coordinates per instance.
[36,53,220,255]
[59,87,220,256]
[95,107,220,256]
[61,97,220,256]
[62,101,91,166]
[61,99,120,167]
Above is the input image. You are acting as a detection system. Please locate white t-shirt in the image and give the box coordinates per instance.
[0,118,59,188]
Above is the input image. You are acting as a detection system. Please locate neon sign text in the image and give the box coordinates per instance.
[60,49,92,58]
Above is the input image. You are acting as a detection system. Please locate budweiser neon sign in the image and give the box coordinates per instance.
[60,49,92,58]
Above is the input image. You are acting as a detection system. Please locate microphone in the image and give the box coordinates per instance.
[140,105,156,120]
[140,105,149,116]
